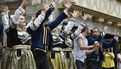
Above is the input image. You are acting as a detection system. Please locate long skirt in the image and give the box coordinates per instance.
[47,47,77,69]
[1,45,36,69]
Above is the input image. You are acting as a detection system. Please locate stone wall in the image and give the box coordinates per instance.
[75,17,121,36]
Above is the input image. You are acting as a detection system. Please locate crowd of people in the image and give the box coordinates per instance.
[0,0,120,69]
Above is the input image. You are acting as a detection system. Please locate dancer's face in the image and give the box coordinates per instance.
[86,26,91,36]
[18,15,26,28]
[92,28,100,37]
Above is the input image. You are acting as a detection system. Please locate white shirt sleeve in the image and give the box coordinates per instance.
[51,2,56,8]
[117,54,121,59]
[10,6,25,25]
[114,36,119,41]
[74,23,85,37]
[101,32,106,37]
[25,20,33,29]
[63,9,68,15]
[64,18,76,34]
[1,12,9,30]
[29,11,45,31]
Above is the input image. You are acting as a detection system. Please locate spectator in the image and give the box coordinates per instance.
[117,49,121,69]
[102,48,115,69]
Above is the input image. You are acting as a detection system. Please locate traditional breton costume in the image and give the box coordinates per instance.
[1,6,36,69]
[48,18,85,69]
[29,2,74,69]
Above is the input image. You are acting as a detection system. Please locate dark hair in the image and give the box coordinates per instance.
[61,26,65,31]
[93,27,99,32]
[81,25,89,33]
[106,48,112,52]
[62,21,67,26]
[36,9,43,18]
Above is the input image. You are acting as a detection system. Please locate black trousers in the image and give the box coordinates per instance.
[33,50,50,69]
[86,60,102,69]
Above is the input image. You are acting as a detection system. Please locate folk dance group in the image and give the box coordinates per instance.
[0,0,119,69]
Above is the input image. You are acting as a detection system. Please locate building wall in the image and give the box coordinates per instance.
[73,0,121,19]
[75,17,121,35]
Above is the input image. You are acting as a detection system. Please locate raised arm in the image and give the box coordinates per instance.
[101,39,116,48]
[47,1,72,31]
[10,0,27,25]
[64,10,80,34]
[73,13,88,37]
[102,29,119,48]
[41,0,58,25]
[1,6,9,30]
[27,3,50,33]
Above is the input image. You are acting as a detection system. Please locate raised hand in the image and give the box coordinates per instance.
[0,5,9,14]
[31,13,36,22]
[23,0,27,5]
[81,13,88,21]
[21,0,28,7]
[54,0,59,3]
[71,10,80,19]
[5,6,9,14]
[64,1,72,10]
[0,5,6,13]
[104,26,108,33]
[43,3,50,12]
[114,28,119,36]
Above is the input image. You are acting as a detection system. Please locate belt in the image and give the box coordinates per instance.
[33,48,46,52]
[52,47,72,59]
[6,45,30,50]
[53,47,72,52]
[12,45,30,50]
[33,48,46,56]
